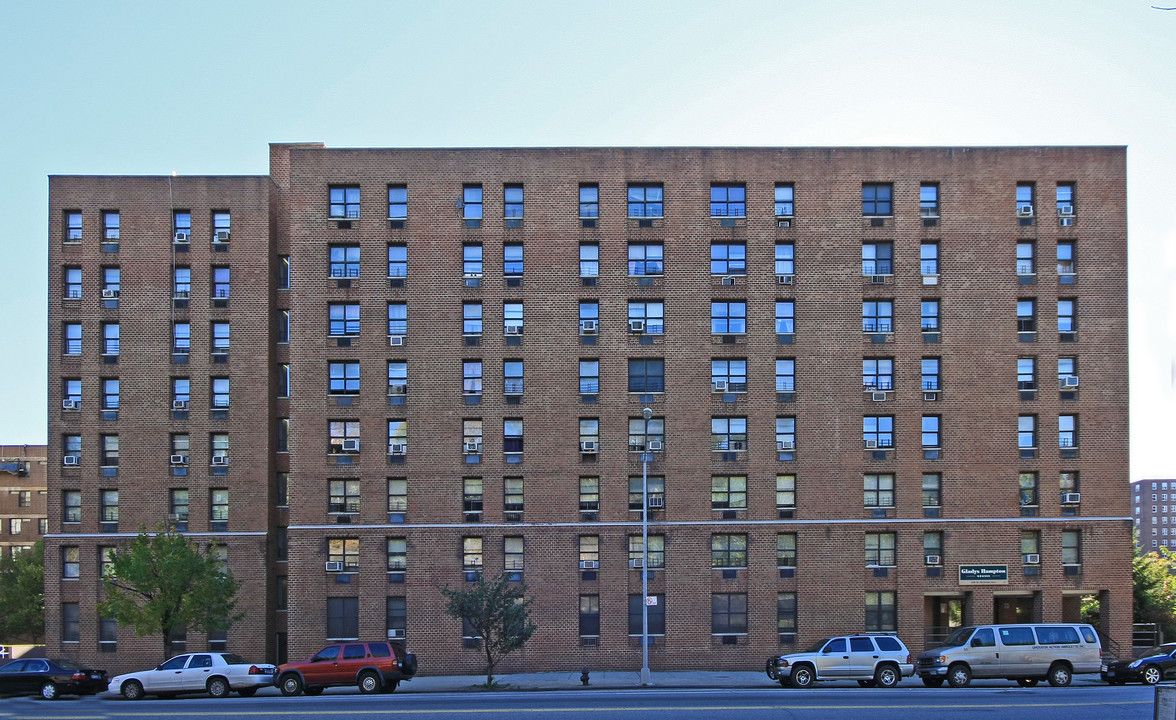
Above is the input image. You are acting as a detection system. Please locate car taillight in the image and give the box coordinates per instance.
[248,665,261,674]
[906,653,912,664]
[72,672,86,680]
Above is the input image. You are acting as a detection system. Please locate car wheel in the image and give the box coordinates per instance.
[304,686,324,696]
[1143,665,1163,685]
[790,665,814,689]
[121,680,145,701]
[1016,678,1039,687]
[207,677,230,698]
[381,680,399,694]
[857,679,875,687]
[358,671,381,694]
[947,663,972,688]
[279,674,303,697]
[875,664,900,688]
[1047,663,1072,687]
[40,682,59,701]
[921,677,945,688]
[237,687,257,697]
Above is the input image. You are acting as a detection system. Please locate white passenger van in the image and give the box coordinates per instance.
[915,623,1101,687]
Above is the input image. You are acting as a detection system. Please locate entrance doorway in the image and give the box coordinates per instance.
[924,596,964,647]
[994,595,1035,623]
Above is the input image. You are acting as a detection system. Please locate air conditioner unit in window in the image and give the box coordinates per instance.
[1023,553,1040,565]
[721,275,737,286]
[871,392,887,402]
[925,555,941,565]
[1017,204,1034,217]
[712,380,728,392]
[212,455,228,466]
[214,230,231,242]
[647,496,664,508]
[579,441,598,453]
[168,513,184,522]
[1058,204,1074,217]
[101,289,118,299]
[870,275,888,285]
[63,455,80,466]
[388,384,406,396]
[778,440,795,451]
[579,319,598,334]
[389,335,405,346]
[579,560,599,570]
[864,440,878,449]
[629,558,645,569]
[504,324,522,335]
[170,455,188,466]
[341,439,360,452]
[387,628,405,639]
[776,274,795,285]
[1062,493,1082,504]
[628,319,646,333]
[1061,376,1079,388]
[924,392,939,401]
[325,561,344,572]
[174,231,190,243]
[389,443,407,455]
[62,399,78,410]
[172,400,189,410]
[464,442,482,454]
[729,440,746,451]
[646,440,664,451]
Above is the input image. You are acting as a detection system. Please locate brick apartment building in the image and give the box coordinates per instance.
[45,145,1132,674]
[1131,478,1176,551]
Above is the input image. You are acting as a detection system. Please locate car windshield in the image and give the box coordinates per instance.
[1142,644,1176,658]
[939,627,976,647]
[802,638,833,653]
[221,654,248,665]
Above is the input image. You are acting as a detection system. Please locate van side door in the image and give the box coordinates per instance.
[967,628,1000,678]
[996,626,1038,676]
[815,637,851,678]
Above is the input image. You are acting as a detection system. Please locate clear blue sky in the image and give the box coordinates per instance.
[1,1,1171,482]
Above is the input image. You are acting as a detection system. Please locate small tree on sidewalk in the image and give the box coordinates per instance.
[440,572,537,686]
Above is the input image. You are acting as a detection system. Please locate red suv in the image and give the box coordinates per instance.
[276,641,417,696]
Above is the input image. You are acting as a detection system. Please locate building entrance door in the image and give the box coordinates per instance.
[994,595,1035,623]
[924,595,964,648]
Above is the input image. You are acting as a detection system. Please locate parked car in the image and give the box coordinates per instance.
[107,652,276,699]
[275,640,417,696]
[916,623,1102,687]
[1102,643,1176,685]
[765,634,914,688]
[0,657,107,700]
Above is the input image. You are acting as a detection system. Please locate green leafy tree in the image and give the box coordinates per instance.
[1134,541,1176,643]
[97,528,242,658]
[0,541,44,643]
[440,572,537,686]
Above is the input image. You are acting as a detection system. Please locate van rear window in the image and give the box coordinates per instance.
[1080,627,1097,644]
[875,636,902,651]
[368,642,391,658]
[999,627,1037,646]
[1035,626,1080,644]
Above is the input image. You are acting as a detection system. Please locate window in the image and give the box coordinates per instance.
[628,243,664,276]
[865,591,897,632]
[862,242,893,275]
[503,302,523,335]
[628,301,664,333]
[1018,415,1037,449]
[579,184,599,219]
[1020,472,1039,507]
[711,417,747,452]
[210,489,229,525]
[277,310,290,344]
[628,416,664,451]
[462,537,483,572]
[504,477,524,516]
[276,417,289,453]
[64,267,82,299]
[712,593,748,635]
[862,184,893,216]
[503,418,523,457]
[208,377,234,413]
[1016,183,1035,215]
[503,360,523,395]
[920,242,939,275]
[629,593,666,635]
[463,302,483,335]
[99,546,116,580]
[711,476,747,510]
[774,184,795,217]
[463,244,483,277]
[387,478,407,515]
[61,378,81,408]
[862,358,894,391]
[1059,357,1078,387]
[102,322,120,355]
[776,359,796,393]
[711,301,747,334]
[387,303,407,338]
[777,533,797,567]
[503,537,524,573]
[211,433,229,463]
[387,420,407,455]
[862,300,893,332]
[923,473,941,507]
[503,185,524,219]
[63,490,81,523]
[920,357,940,391]
[387,185,407,219]
[579,244,599,277]
[102,211,120,240]
[386,361,406,397]
[775,474,796,511]
[1059,415,1077,448]
[579,360,600,394]
[173,323,191,354]
[173,378,190,406]
[503,244,524,277]
[775,243,795,276]
[921,300,940,331]
[329,420,361,454]
[278,256,291,289]
[922,416,941,448]
[207,266,229,299]
[627,184,663,217]
[170,489,189,524]
[327,186,360,219]
[775,418,796,451]
[387,245,407,279]
[100,267,120,299]
[326,597,359,640]
[328,479,360,514]
[100,435,119,466]
[924,531,943,563]
[863,416,894,448]
[579,477,600,513]
[628,358,665,393]
[63,434,81,465]
[327,538,359,573]
[1057,240,1075,275]
[1062,530,1081,564]
[628,475,665,512]
[865,533,896,566]
[172,267,191,299]
[463,361,483,395]
[462,185,482,219]
[65,211,83,241]
[920,183,940,217]
[1021,530,1040,557]
[711,359,747,393]
[62,603,80,642]
[329,245,360,278]
[1017,357,1036,390]
[710,243,747,275]
[210,322,230,353]
[1058,299,1076,333]
[628,534,665,568]
[710,184,746,217]
[864,474,895,508]
[1057,183,1075,216]
[100,489,119,523]
[62,546,80,579]
[777,592,798,639]
[579,595,600,639]
[708,534,748,571]
[1017,299,1036,333]
[324,362,359,396]
[1015,242,1036,278]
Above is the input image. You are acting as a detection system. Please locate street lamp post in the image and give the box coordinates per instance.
[640,406,652,686]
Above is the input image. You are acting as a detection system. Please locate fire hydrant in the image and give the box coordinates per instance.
[580,667,590,686]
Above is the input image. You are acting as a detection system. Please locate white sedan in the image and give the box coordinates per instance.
[108,653,276,699]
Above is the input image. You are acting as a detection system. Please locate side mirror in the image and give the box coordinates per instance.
[970,638,981,647]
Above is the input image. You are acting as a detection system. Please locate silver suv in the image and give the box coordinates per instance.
[765,634,914,688]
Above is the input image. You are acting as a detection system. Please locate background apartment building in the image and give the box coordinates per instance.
[1131,478,1176,551]
[46,145,1132,674]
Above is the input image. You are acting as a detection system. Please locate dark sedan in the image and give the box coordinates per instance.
[1102,643,1176,685]
[0,657,108,699]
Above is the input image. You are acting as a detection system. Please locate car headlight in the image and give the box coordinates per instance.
[777,658,789,667]
[937,656,947,664]
[1129,660,1143,669]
